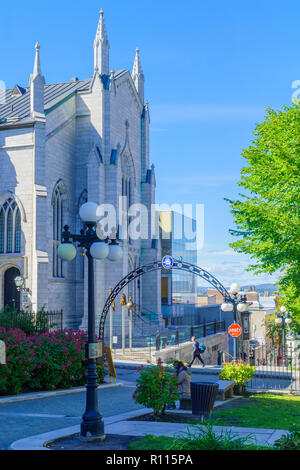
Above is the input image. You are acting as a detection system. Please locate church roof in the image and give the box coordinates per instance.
[0,70,127,126]
[0,78,91,125]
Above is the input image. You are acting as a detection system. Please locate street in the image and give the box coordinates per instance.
[0,368,141,450]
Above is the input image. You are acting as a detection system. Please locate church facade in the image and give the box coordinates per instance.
[0,10,161,330]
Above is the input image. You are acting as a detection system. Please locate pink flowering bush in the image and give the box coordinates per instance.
[0,328,36,394]
[132,357,179,418]
[0,328,88,394]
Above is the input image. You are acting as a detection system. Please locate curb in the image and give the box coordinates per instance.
[9,408,151,450]
[0,382,123,405]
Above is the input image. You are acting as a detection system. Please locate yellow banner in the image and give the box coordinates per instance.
[105,346,117,383]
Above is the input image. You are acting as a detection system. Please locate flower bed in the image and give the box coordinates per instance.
[0,328,89,394]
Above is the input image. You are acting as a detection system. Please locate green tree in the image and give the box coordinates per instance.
[226,104,300,329]
[265,313,282,346]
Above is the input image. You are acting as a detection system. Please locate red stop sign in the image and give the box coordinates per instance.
[228,323,242,338]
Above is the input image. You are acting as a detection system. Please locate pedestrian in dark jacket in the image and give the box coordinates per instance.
[188,336,205,368]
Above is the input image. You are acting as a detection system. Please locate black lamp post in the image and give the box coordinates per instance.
[57,201,123,441]
[275,306,292,367]
[221,282,248,362]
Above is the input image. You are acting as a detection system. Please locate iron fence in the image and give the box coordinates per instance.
[229,341,300,393]
[0,309,63,334]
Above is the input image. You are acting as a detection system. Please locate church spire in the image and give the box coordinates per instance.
[30,42,45,118]
[132,47,144,103]
[94,9,109,74]
[33,42,42,77]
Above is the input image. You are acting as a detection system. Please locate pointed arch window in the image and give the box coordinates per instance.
[0,198,21,254]
[121,155,133,211]
[52,182,67,278]
[77,190,88,279]
[121,153,135,245]
[15,209,21,252]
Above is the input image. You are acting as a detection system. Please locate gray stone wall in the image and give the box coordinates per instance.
[0,15,160,334]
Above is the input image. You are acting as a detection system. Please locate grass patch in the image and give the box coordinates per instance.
[128,435,173,450]
[210,394,300,429]
[128,429,273,451]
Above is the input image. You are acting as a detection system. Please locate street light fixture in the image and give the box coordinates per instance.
[14,275,31,300]
[57,201,123,442]
[229,282,240,295]
[275,306,292,366]
[221,283,248,361]
[14,276,24,289]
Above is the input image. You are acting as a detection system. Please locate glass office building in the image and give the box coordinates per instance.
[160,211,198,326]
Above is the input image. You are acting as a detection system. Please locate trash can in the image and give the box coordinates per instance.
[191,382,219,420]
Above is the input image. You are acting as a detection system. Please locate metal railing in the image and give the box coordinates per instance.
[154,320,226,351]
[0,309,63,334]
[235,340,300,392]
[105,319,226,363]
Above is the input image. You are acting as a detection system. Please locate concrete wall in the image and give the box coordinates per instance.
[153,332,229,365]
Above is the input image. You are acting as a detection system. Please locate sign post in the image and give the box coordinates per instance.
[228,323,242,362]
[105,346,117,383]
[228,323,242,338]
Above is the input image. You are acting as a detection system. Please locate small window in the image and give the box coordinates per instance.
[243,316,249,335]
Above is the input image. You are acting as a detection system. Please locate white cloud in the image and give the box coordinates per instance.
[198,261,280,287]
[208,249,239,256]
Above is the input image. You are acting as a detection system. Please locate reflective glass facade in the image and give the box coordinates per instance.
[160,211,198,325]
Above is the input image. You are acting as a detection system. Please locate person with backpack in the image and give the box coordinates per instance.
[188,336,205,368]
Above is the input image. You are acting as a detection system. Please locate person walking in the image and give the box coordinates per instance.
[188,336,205,368]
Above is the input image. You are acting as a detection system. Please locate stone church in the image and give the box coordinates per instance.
[0,10,161,331]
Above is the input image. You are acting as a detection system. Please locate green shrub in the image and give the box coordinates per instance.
[0,306,36,335]
[96,365,106,383]
[133,358,180,417]
[274,426,300,450]
[0,306,56,335]
[220,360,256,387]
[166,422,255,450]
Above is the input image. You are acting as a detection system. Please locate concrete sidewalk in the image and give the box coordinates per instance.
[9,407,288,450]
[0,382,123,405]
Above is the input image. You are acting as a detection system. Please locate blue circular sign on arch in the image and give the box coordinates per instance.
[162,255,174,269]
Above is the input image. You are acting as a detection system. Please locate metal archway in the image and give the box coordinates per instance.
[98,258,230,339]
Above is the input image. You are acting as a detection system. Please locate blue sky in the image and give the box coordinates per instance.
[1,0,298,287]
